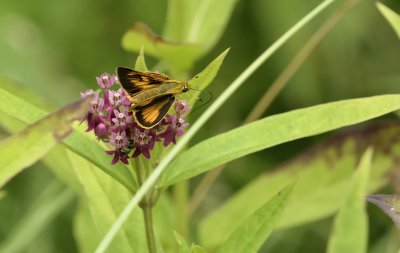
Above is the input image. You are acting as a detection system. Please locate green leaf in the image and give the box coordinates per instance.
[376,2,400,39]
[191,245,207,253]
[174,231,190,253]
[185,48,229,105]
[0,82,83,193]
[216,183,294,253]
[326,148,372,253]
[369,229,400,253]
[134,46,148,72]
[164,0,238,54]
[122,23,202,72]
[74,202,102,253]
[164,0,197,41]
[0,180,74,253]
[366,195,400,229]
[67,150,148,253]
[0,96,90,188]
[0,87,137,193]
[184,0,238,53]
[0,76,53,111]
[161,95,400,187]
[199,122,400,248]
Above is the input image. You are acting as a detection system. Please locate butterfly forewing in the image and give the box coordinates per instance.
[117,67,170,95]
[133,95,175,128]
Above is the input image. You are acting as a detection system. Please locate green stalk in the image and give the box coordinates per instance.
[142,204,157,253]
[174,181,189,237]
[133,159,157,253]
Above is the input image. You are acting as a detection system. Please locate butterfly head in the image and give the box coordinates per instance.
[182,81,190,93]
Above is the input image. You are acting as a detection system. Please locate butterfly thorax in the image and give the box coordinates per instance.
[129,81,188,108]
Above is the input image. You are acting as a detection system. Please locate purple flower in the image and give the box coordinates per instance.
[80,90,105,132]
[132,128,153,159]
[108,88,131,107]
[95,122,108,138]
[158,101,190,146]
[106,149,129,165]
[81,71,192,165]
[110,131,129,149]
[111,108,132,128]
[96,72,116,89]
[175,100,191,115]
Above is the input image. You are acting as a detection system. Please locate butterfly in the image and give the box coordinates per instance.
[116,67,190,129]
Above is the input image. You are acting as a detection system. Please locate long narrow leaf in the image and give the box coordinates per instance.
[161,95,400,186]
[0,96,90,187]
[376,2,400,39]
[199,122,400,247]
[0,87,137,193]
[326,148,372,253]
[67,150,147,253]
[217,183,294,253]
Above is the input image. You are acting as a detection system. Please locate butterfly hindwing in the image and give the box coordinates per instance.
[133,94,175,128]
[116,67,170,96]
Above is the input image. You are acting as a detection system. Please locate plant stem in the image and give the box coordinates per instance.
[133,159,157,253]
[174,181,189,237]
[142,203,157,253]
[188,0,363,215]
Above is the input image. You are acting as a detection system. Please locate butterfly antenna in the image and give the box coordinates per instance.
[184,88,213,120]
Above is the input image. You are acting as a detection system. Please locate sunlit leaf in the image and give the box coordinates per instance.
[122,23,202,72]
[327,148,372,253]
[134,46,148,72]
[174,231,190,253]
[376,2,400,39]
[217,183,294,253]
[0,96,90,188]
[74,202,101,253]
[0,87,137,193]
[185,48,229,105]
[199,121,400,248]
[164,0,238,53]
[0,82,82,193]
[67,150,148,253]
[161,95,400,187]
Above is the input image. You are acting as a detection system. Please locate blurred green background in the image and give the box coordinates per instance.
[0,0,399,252]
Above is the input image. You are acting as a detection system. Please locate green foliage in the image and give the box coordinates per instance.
[135,46,149,72]
[217,183,294,253]
[326,148,372,253]
[160,95,400,187]
[164,0,238,53]
[199,122,400,248]
[1,0,400,252]
[185,48,229,104]
[122,23,202,73]
[0,87,137,193]
[0,181,74,253]
[0,94,91,188]
[376,2,400,39]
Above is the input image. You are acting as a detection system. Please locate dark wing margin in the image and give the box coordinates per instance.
[133,95,175,128]
[116,67,170,96]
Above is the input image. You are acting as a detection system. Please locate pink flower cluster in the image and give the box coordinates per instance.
[81,72,191,165]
